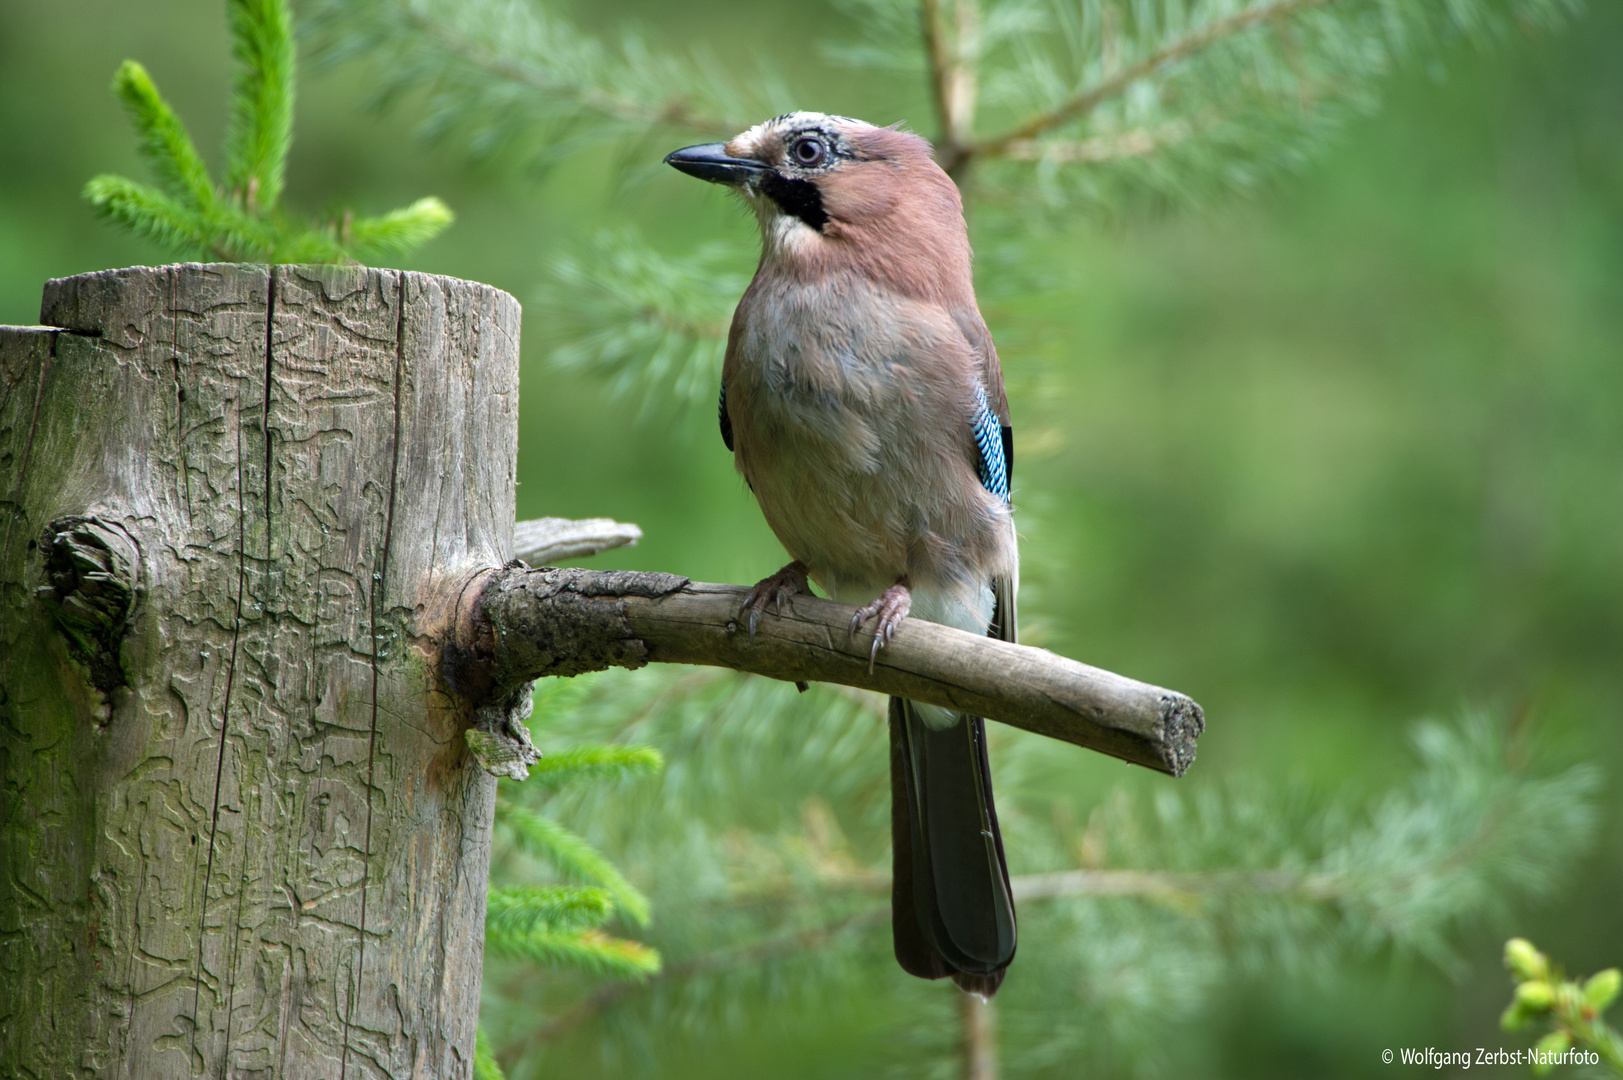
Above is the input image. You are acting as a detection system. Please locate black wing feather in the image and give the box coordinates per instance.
[718,381,734,452]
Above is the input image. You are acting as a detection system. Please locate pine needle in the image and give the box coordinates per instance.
[528,743,665,788]
[487,926,662,979]
[486,884,615,935]
[109,61,215,209]
[225,0,296,211]
[346,196,456,259]
[473,1026,507,1080]
[86,0,451,264]
[495,799,653,927]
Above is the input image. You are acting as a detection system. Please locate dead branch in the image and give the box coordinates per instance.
[512,516,642,565]
[457,566,1204,777]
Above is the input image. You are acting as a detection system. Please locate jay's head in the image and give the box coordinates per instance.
[665,112,969,287]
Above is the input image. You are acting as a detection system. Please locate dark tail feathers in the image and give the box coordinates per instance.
[890,696,1016,996]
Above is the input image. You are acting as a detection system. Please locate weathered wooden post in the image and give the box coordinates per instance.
[0,263,520,1078]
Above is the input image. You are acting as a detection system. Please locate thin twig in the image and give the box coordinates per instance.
[524,866,1322,1045]
[531,908,888,1045]
[922,0,957,139]
[961,992,998,1080]
[962,0,1337,169]
[921,0,980,171]
[1000,120,1194,163]
[923,0,982,173]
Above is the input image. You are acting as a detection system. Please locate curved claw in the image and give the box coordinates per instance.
[848,582,912,673]
[740,561,810,643]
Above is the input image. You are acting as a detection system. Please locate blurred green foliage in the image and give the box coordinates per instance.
[1,0,1619,1077]
[81,0,452,262]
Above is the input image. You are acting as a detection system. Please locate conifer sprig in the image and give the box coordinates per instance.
[473,1027,507,1080]
[474,683,665,1079]
[529,743,666,788]
[535,231,749,417]
[497,798,655,928]
[112,61,215,209]
[225,0,295,211]
[84,0,452,264]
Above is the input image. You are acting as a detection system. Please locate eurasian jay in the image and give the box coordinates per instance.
[666,112,1017,997]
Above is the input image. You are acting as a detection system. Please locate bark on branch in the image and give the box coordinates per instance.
[459,567,1204,777]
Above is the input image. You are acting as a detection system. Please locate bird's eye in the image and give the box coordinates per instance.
[791,137,827,167]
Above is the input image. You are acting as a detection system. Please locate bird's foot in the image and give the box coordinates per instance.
[740,561,810,642]
[849,580,911,672]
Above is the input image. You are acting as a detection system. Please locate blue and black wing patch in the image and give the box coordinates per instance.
[972,384,1010,504]
[719,381,734,452]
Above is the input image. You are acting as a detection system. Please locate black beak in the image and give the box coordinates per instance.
[664,142,765,185]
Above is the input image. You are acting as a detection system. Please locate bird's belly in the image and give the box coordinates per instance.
[743,412,911,595]
[734,381,1009,616]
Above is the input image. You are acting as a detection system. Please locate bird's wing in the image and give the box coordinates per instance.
[720,290,753,454]
[718,380,734,452]
[952,307,1017,646]
[952,308,1009,420]
[976,377,1017,644]
[990,569,1017,645]
[970,384,1008,504]
[952,307,1012,490]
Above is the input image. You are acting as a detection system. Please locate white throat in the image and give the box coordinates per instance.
[748,192,823,265]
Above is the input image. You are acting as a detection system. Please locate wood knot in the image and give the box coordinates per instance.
[35,515,141,701]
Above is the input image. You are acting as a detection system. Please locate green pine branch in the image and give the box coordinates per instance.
[496,797,653,927]
[535,231,751,417]
[473,1025,508,1080]
[839,0,1583,201]
[85,0,451,264]
[487,884,617,935]
[488,925,662,979]
[110,61,215,209]
[225,0,295,211]
[343,197,457,258]
[483,876,661,982]
[475,685,666,1064]
[83,174,223,259]
[529,743,666,788]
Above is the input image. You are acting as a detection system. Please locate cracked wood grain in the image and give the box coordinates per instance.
[468,568,1204,777]
[0,263,519,1079]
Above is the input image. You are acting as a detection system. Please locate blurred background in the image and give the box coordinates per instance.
[1,0,1618,1076]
